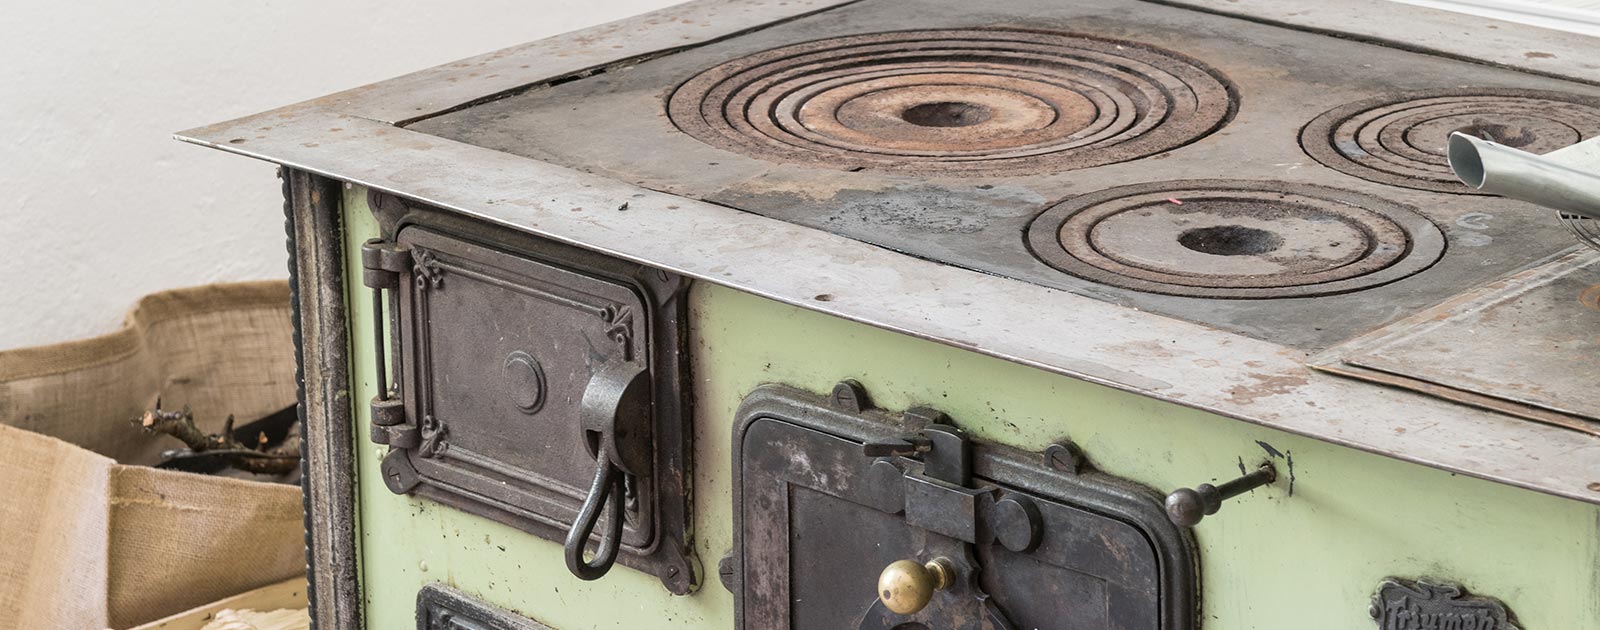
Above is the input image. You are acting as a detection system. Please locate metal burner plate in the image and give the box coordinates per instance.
[407,0,1600,349]
[667,29,1234,176]
[1027,181,1445,298]
[1301,89,1600,194]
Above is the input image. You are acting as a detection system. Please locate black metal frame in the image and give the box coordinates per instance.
[283,169,361,630]
[417,583,555,630]
[729,381,1199,630]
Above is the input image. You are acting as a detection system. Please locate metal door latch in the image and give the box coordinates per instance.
[565,360,653,581]
[860,418,1018,629]
[1164,463,1276,527]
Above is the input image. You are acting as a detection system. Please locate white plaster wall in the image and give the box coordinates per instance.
[0,0,683,351]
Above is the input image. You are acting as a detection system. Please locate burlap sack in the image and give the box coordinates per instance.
[0,281,306,629]
[0,281,298,465]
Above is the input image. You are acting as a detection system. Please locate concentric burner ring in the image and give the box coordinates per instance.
[1301,88,1600,194]
[1027,180,1446,299]
[667,29,1235,175]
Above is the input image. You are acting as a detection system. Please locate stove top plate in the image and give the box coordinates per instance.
[406,0,1600,350]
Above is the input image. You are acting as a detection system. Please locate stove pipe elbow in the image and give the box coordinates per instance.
[1448,132,1600,220]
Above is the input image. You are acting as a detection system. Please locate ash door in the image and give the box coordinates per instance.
[731,383,1197,630]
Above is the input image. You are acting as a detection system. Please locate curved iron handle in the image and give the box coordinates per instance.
[564,453,626,581]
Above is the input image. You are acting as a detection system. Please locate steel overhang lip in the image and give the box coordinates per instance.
[175,0,1600,504]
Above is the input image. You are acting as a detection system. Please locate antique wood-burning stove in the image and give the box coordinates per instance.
[181,1,1600,628]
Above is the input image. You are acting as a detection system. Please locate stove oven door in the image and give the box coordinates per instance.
[731,382,1197,630]
[360,210,694,594]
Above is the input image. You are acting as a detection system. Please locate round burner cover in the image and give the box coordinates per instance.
[1027,180,1445,299]
[667,29,1234,176]
[1301,88,1600,193]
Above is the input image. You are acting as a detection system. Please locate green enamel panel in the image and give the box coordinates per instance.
[341,186,1599,629]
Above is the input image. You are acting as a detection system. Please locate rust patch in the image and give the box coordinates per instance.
[1578,284,1600,311]
[1227,373,1308,405]
[667,29,1234,176]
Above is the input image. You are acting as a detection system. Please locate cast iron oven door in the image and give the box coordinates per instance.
[362,203,694,594]
[731,382,1197,630]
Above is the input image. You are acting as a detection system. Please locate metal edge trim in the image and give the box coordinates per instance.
[181,112,1600,506]
[286,170,362,630]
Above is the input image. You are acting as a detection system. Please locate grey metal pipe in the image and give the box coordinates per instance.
[1448,132,1600,220]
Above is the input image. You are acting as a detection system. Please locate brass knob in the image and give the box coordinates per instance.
[877,558,953,615]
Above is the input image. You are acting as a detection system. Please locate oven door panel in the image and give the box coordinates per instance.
[358,200,696,594]
[732,385,1197,630]
[396,226,656,551]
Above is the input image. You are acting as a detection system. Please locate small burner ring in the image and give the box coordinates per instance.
[1027,180,1446,299]
[1301,89,1600,193]
[668,29,1235,176]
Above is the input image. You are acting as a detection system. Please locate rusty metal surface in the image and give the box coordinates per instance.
[1027,180,1446,299]
[407,0,1600,349]
[174,0,1600,505]
[667,28,1233,175]
[1302,89,1600,194]
[730,382,1196,630]
[1315,249,1600,435]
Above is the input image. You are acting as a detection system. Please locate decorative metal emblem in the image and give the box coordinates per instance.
[417,414,448,458]
[1370,579,1519,630]
[412,248,445,289]
[417,583,551,630]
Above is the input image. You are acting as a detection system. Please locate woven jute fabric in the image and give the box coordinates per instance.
[0,280,296,465]
[0,281,305,629]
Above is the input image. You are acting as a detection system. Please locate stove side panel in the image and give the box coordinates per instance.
[339,186,1600,629]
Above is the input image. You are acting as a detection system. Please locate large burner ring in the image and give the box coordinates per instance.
[1027,180,1446,299]
[668,29,1235,176]
[1301,88,1600,193]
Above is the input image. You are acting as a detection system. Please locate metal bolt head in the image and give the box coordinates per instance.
[717,554,736,593]
[991,495,1044,553]
[1043,442,1083,474]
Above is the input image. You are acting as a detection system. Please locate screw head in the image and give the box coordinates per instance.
[1043,442,1083,473]
[717,554,736,593]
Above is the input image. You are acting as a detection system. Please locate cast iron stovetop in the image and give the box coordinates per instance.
[407,0,1600,351]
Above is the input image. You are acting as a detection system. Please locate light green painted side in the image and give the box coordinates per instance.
[342,187,1599,629]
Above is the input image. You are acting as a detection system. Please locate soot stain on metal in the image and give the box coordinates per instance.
[820,186,1041,235]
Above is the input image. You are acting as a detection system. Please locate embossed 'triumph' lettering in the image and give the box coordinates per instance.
[1370,579,1519,630]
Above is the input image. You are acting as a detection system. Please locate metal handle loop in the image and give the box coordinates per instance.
[564,453,626,581]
